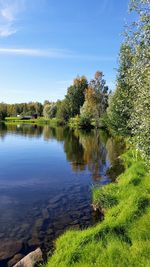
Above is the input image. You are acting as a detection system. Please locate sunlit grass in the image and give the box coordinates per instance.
[5,116,61,126]
[43,149,150,267]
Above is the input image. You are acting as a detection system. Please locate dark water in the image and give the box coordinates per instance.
[0,124,124,267]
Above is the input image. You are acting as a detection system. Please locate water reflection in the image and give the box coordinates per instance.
[0,124,124,267]
[0,124,122,182]
[0,123,43,139]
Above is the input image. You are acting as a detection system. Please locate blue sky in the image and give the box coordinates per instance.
[0,0,130,103]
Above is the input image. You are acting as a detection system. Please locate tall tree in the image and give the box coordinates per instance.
[90,71,109,117]
[43,103,57,119]
[80,87,98,120]
[129,0,150,162]
[65,76,88,117]
[107,44,134,135]
[0,103,7,120]
[56,100,70,123]
[107,0,150,163]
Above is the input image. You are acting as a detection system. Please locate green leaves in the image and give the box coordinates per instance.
[107,0,150,164]
[65,76,88,118]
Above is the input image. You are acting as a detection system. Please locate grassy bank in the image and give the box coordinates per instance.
[4,117,62,126]
[4,116,106,130]
[43,149,150,267]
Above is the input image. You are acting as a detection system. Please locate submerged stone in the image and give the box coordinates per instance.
[13,248,43,267]
[8,254,24,267]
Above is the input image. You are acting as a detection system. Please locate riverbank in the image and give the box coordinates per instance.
[3,116,106,131]
[43,149,150,267]
[4,117,61,126]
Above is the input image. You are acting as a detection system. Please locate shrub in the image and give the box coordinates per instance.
[79,115,92,129]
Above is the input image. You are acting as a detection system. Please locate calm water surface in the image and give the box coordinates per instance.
[0,124,124,267]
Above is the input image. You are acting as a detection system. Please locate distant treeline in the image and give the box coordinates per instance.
[0,72,110,128]
[0,102,44,118]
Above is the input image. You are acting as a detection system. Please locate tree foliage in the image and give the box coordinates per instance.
[80,71,109,127]
[107,44,134,135]
[107,0,150,163]
[0,103,7,120]
[65,76,88,117]
[56,100,70,123]
[43,103,57,119]
[90,71,109,117]
[0,102,43,118]
[80,87,97,120]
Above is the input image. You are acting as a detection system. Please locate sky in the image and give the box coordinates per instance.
[0,0,131,104]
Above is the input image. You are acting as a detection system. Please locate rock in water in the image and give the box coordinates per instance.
[8,254,24,267]
[13,248,43,267]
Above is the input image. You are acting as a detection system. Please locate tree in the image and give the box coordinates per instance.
[107,0,150,163]
[56,100,70,123]
[90,71,109,117]
[79,72,110,128]
[7,104,17,116]
[43,104,51,119]
[128,0,150,163]
[65,76,88,117]
[80,87,98,120]
[80,87,98,128]
[43,103,57,119]
[107,44,134,136]
[34,102,43,116]
[0,103,7,120]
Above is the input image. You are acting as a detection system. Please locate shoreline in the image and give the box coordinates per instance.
[42,149,150,267]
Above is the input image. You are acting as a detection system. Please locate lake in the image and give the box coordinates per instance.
[0,124,124,267]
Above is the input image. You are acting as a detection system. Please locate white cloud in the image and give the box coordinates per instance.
[0,0,25,37]
[0,47,74,58]
[0,23,17,36]
[0,47,115,62]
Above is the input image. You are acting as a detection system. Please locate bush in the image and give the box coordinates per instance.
[69,115,80,128]
[79,115,92,129]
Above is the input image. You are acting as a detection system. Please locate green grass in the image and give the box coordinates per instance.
[43,149,150,267]
[4,117,61,126]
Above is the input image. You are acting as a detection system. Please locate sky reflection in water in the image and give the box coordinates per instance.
[0,124,124,266]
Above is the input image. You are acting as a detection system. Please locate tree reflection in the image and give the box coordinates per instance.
[0,124,125,181]
[0,123,7,139]
[63,129,85,171]
[106,137,125,180]
[74,130,107,180]
[0,124,43,138]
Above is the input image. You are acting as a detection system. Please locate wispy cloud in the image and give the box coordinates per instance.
[0,23,17,36]
[0,0,25,37]
[0,48,74,58]
[0,47,115,61]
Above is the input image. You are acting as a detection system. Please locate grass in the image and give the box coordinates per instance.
[43,149,150,267]
[4,117,62,126]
